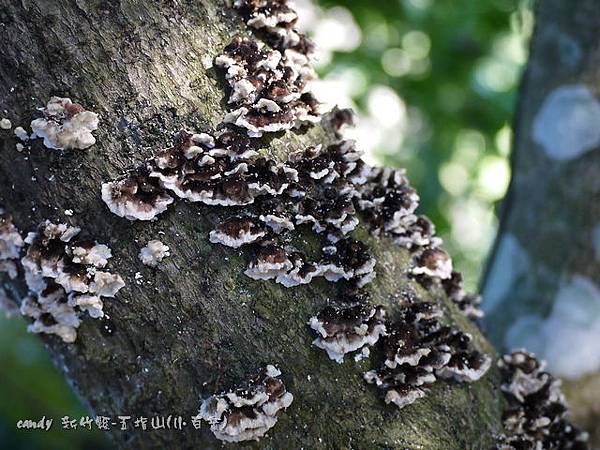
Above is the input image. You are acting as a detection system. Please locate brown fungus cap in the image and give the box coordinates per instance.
[102,167,174,221]
[309,303,386,363]
[216,35,320,137]
[209,216,267,248]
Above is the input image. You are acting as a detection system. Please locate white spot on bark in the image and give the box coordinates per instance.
[506,275,600,379]
[532,85,600,160]
[0,118,12,130]
[14,126,29,141]
[139,240,170,267]
[482,233,530,314]
[201,55,214,69]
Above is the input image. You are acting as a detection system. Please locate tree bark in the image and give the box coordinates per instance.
[1,1,509,449]
[482,0,600,445]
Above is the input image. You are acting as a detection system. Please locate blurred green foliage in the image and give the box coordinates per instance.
[311,0,532,290]
[0,315,110,449]
[0,1,530,449]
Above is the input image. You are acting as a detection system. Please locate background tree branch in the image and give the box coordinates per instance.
[482,0,600,444]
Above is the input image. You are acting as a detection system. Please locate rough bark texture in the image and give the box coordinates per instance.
[0,1,509,449]
[482,0,600,445]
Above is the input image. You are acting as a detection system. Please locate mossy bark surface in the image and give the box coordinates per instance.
[0,1,507,448]
[481,0,600,444]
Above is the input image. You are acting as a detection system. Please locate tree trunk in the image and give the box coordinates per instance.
[482,0,600,444]
[0,0,571,449]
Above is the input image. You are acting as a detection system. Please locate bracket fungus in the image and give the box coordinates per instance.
[358,168,419,227]
[244,243,294,281]
[442,271,484,319]
[30,97,99,150]
[71,242,112,268]
[139,240,171,267]
[324,107,357,138]
[102,168,175,221]
[309,302,386,363]
[198,365,293,442]
[411,247,453,280]
[209,216,267,248]
[317,238,376,287]
[232,0,315,56]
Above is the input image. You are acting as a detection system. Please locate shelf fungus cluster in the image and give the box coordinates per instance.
[96,0,489,426]
[0,0,591,445]
[198,365,293,442]
[364,300,491,408]
[232,0,315,58]
[216,36,320,137]
[102,129,297,221]
[17,221,124,343]
[496,351,589,450]
[196,138,380,289]
[30,96,99,150]
[240,237,376,288]
[195,126,491,409]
